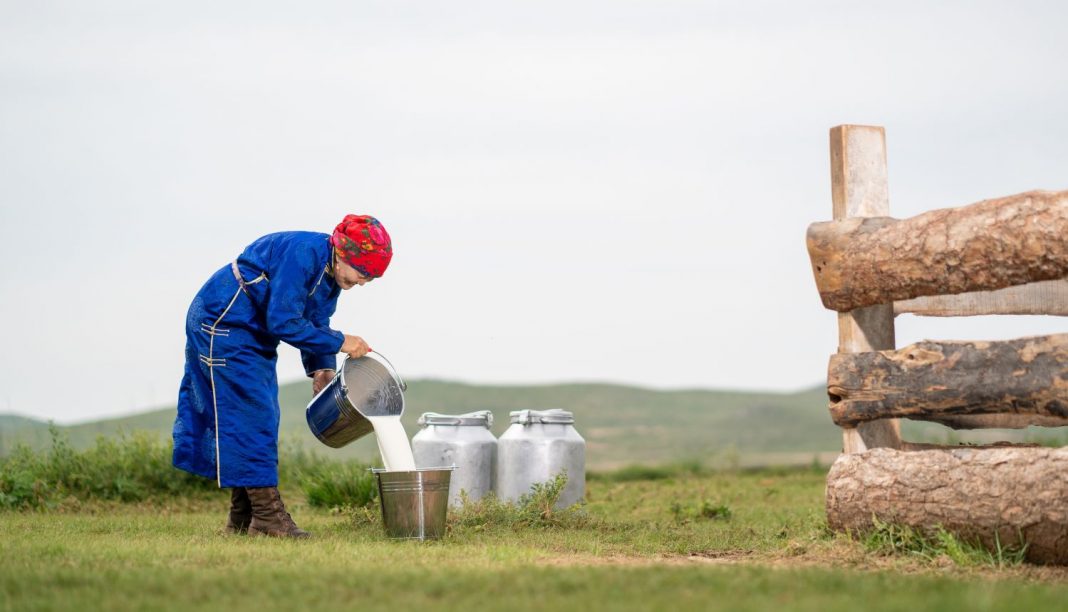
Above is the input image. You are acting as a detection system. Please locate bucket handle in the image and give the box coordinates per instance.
[371,350,408,392]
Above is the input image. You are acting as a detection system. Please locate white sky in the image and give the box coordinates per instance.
[1,0,1066,423]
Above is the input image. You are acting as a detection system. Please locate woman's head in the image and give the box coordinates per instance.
[330,214,392,289]
[331,253,372,289]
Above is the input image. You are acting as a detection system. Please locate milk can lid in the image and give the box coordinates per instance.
[418,410,494,428]
[509,409,574,425]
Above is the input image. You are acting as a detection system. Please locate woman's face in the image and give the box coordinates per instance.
[333,253,372,290]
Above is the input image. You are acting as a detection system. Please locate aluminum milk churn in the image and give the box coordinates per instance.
[412,411,497,507]
[496,409,585,509]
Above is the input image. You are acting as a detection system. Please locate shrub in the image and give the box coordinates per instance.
[0,427,377,510]
[0,425,216,509]
[0,446,50,509]
[299,460,378,508]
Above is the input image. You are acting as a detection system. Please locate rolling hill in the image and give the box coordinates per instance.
[3,379,1063,469]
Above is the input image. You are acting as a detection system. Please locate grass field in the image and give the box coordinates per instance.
[4,468,1068,611]
[5,385,1068,610]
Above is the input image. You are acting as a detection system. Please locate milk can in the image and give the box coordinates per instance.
[412,411,497,507]
[496,409,585,509]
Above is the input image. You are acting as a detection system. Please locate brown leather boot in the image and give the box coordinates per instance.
[225,487,252,534]
[246,486,311,538]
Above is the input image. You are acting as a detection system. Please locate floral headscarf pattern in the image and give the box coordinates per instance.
[330,214,393,278]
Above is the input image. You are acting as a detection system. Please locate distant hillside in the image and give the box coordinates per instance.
[3,379,1064,469]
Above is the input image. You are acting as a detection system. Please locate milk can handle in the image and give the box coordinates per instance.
[371,350,407,392]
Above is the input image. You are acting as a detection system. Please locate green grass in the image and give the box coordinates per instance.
[4,468,1068,611]
[860,516,1029,569]
[3,418,1068,610]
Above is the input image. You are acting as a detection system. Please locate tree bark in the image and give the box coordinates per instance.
[826,447,1068,564]
[828,334,1068,428]
[807,190,1068,312]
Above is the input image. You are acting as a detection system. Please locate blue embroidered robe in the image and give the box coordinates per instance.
[172,231,344,487]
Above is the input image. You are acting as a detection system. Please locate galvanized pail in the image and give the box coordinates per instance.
[306,352,406,448]
[374,467,455,540]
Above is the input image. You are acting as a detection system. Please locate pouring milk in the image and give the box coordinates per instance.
[305,352,417,471]
[367,415,416,471]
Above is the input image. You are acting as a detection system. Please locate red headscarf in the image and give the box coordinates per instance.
[330,215,393,278]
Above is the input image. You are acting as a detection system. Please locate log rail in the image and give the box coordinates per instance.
[894,278,1068,318]
[827,334,1068,428]
[807,190,1068,313]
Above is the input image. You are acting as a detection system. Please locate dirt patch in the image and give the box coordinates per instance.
[536,551,752,567]
[534,550,1068,582]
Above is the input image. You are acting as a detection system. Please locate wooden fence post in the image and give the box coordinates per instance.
[829,125,902,453]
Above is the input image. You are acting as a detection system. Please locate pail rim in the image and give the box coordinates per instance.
[341,351,407,394]
[335,351,406,419]
[371,465,457,474]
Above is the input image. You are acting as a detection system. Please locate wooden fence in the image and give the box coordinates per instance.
[806,125,1068,565]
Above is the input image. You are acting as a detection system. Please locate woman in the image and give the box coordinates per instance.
[172,214,392,538]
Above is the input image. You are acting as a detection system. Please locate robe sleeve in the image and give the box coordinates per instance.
[301,296,340,376]
[265,241,345,357]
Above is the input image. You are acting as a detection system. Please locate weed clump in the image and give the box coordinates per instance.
[669,499,732,524]
[449,472,595,532]
[860,516,1028,568]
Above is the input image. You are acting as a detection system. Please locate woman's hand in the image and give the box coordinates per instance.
[312,369,335,395]
[340,334,371,359]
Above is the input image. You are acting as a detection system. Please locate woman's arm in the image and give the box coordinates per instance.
[264,242,345,355]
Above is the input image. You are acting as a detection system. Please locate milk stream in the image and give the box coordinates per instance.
[367,415,416,471]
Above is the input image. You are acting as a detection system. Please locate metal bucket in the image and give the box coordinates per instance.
[374,467,455,540]
[306,352,406,448]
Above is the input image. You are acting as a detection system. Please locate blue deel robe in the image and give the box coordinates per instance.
[173,231,344,487]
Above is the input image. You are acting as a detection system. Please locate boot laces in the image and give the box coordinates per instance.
[276,499,298,531]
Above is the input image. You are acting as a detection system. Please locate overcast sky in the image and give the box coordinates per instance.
[1,0,1066,423]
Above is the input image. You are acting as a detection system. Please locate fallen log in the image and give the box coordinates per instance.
[828,334,1068,427]
[807,190,1068,312]
[826,446,1068,564]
